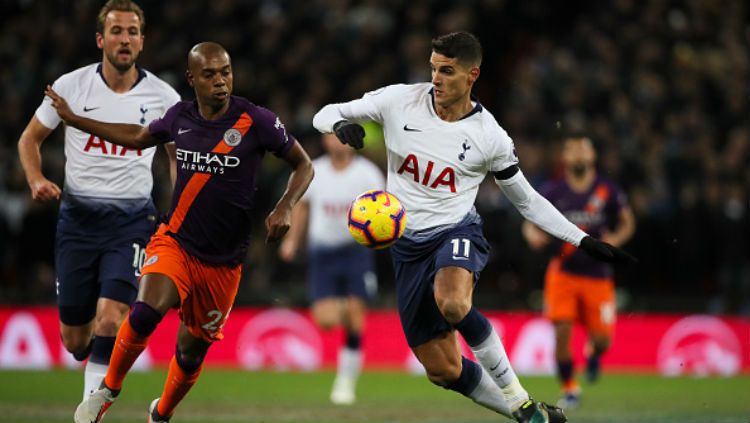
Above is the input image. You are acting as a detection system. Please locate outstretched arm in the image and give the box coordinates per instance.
[495,166,636,264]
[278,200,310,262]
[44,85,159,149]
[313,93,386,149]
[265,142,314,243]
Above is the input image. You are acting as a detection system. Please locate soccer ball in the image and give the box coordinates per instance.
[347,189,407,249]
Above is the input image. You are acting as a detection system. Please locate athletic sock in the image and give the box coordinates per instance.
[345,331,361,350]
[337,346,363,381]
[104,302,162,392]
[157,354,204,419]
[445,357,512,418]
[455,308,529,410]
[557,359,578,392]
[83,336,115,399]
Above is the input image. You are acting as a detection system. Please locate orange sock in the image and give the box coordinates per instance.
[156,356,203,419]
[562,378,579,393]
[103,318,150,391]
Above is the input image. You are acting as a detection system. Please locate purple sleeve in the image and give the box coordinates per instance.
[253,107,295,156]
[610,182,629,211]
[539,181,558,202]
[148,102,183,144]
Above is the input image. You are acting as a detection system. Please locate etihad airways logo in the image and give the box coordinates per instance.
[176,148,240,175]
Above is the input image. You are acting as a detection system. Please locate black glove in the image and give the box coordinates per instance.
[579,236,637,265]
[333,120,365,149]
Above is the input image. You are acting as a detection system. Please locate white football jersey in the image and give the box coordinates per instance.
[305,155,385,247]
[315,83,518,231]
[35,63,180,200]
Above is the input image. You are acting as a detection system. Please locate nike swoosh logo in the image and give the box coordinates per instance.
[403,124,422,132]
[489,360,502,371]
[83,106,100,112]
[494,368,509,378]
[178,128,192,135]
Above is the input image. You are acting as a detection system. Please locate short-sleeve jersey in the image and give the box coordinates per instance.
[540,176,628,278]
[148,96,295,265]
[305,155,385,248]
[354,83,518,231]
[35,63,180,200]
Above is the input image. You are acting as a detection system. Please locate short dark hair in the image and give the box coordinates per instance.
[97,0,145,34]
[431,32,482,67]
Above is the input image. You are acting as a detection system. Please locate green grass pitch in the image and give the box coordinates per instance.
[0,369,746,422]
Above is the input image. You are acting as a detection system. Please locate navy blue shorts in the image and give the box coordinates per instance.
[55,195,157,325]
[391,220,489,347]
[308,243,376,302]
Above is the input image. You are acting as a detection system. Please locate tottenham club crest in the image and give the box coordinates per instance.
[224,128,242,147]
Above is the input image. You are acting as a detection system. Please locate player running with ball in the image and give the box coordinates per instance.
[313,32,635,423]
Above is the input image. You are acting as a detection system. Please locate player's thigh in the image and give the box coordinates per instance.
[544,267,579,323]
[97,221,154,308]
[581,280,616,339]
[411,331,463,384]
[55,224,101,328]
[179,261,242,343]
[342,246,378,301]
[311,298,342,329]
[138,229,190,314]
[433,266,474,322]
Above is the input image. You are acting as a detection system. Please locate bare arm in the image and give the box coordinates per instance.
[17,116,61,201]
[45,85,159,149]
[278,200,310,262]
[601,206,636,248]
[265,142,315,243]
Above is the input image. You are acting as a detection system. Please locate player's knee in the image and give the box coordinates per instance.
[94,314,126,337]
[61,336,91,355]
[176,346,206,375]
[128,301,163,336]
[313,314,338,331]
[436,297,471,324]
[423,360,462,387]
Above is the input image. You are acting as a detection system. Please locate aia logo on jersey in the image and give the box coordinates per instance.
[397,153,456,192]
[84,134,142,156]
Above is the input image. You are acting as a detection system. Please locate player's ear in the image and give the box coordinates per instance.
[469,66,480,83]
[185,70,194,87]
[95,32,104,49]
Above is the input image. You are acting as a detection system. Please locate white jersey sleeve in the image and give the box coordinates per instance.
[487,124,519,172]
[35,72,78,130]
[34,64,181,200]
[312,84,409,132]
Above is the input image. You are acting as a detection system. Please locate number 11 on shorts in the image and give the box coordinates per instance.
[451,238,470,259]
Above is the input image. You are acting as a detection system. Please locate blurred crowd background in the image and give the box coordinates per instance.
[1,0,749,315]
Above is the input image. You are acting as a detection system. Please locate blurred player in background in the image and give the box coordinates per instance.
[16,0,179,400]
[522,135,635,409]
[279,132,384,405]
[45,42,314,423]
[313,31,635,423]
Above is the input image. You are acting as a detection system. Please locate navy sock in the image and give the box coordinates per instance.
[444,357,482,396]
[128,301,163,336]
[345,332,361,350]
[89,336,116,365]
[557,359,574,383]
[72,338,94,362]
[453,308,492,347]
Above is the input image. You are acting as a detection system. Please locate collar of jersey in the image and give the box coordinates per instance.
[96,62,147,91]
[428,87,483,121]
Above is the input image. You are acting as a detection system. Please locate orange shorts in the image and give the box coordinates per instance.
[141,224,241,342]
[543,259,616,336]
